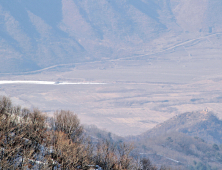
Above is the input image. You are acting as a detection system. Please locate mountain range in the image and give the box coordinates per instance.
[1,0,222,73]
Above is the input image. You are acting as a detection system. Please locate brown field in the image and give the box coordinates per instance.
[1,39,222,136]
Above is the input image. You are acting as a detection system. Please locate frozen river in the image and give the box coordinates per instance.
[0,80,106,85]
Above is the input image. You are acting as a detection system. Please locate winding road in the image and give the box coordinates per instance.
[1,32,221,75]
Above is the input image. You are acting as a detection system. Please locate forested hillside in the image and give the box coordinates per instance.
[128,111,222,169]
[0,96,170,170]
[2,96,222,169]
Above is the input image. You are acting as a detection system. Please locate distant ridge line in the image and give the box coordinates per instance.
[1,32,221,75]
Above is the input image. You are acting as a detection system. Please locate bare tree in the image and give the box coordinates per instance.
[48,131,91,169]
[47,110,92,169]
[53,110,83,141]
[94,139,134,170]
[0,97,48,169]
[139,158,158,170]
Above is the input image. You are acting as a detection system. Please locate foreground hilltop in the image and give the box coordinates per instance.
[2,96,222,169]
[1,96,171,170]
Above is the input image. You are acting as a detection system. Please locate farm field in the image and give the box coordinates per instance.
[1,42,222,136]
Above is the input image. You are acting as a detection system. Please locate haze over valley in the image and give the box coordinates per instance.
[0,0,222,137]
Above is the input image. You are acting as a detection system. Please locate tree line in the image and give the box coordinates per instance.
[0,96,170,170]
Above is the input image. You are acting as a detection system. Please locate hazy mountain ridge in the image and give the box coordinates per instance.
[0,0,221,73]
[136,111,222,144]
[127,111,222,169]
[133,131,222,169]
